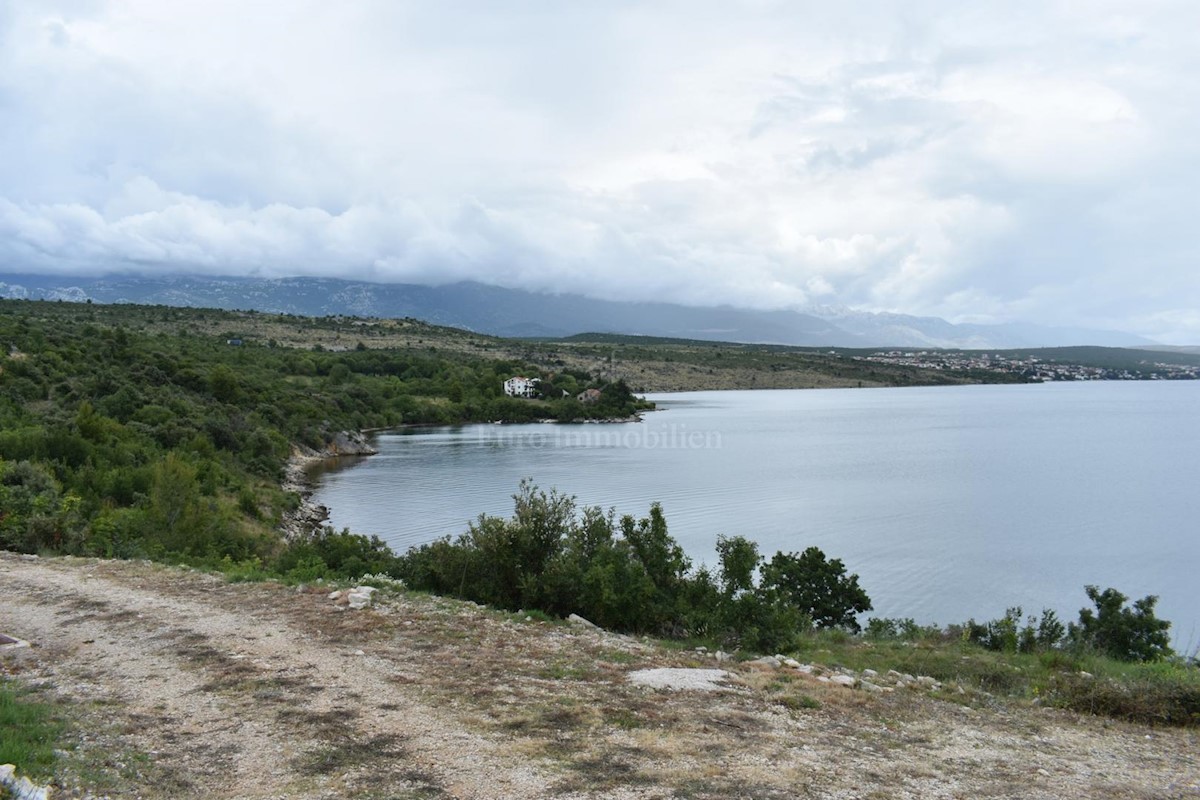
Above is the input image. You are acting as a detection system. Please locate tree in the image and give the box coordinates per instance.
[1069,585,1172,662]
[760,546,872,631]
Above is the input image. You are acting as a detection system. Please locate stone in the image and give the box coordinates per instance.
[713,650,732,663]
[830,674,856,687]
[567,613,598,629]
[916,675,938,688]
[782,658,802,669]
[346,586,377,610]
[627,668,730,692]
[750,656,782,669]
[861,668,878,679]
[0,764,51,800]
[861,680,885,693]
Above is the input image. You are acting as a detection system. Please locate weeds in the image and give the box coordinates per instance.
[0,680,66,781]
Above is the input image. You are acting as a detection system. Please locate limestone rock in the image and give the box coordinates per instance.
[627,668,730,692]
[0,764,51,800]
[830,674,856,687]
[749,655,782,669]
[567,613,598,629]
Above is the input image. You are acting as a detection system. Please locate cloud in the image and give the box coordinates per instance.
[2,1,1200,340]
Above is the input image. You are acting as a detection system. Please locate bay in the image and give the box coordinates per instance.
[310,381,1200,648]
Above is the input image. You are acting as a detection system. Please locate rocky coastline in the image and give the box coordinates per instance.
[279,430,378,540]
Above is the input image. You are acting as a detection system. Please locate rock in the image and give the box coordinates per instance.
[861,668,878,679]
[0,764,51,800]
[713,650,732,663]
[750,656,782,669]
[816,676,832,683]
[567,613,598,629]
[782,657,802,669]
[346,585,378,609]
[916,675,938,688]
[627,668,730,692]
[861,680,885,693]
[1078,671,1094,679]
[327,430,379,456]
[830,674,856,687]
[792,663,815,674]
[327,590,342,600]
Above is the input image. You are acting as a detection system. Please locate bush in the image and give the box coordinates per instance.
[395,482,866,652]
[1069,586,1173,662]
[760,547,872,632]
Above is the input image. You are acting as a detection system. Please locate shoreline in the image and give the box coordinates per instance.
[279,431,378,540]
[279,413,646,539]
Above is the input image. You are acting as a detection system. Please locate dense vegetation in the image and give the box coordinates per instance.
[396,481,870,652]
[0,299,646,567]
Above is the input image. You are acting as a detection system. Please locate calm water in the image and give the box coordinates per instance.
[311,382,1200,645]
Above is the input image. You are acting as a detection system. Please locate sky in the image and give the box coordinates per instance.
[1,2,1199,342]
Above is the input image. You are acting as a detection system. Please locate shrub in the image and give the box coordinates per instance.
[760,547,872,632]
[1069,586,1173,662]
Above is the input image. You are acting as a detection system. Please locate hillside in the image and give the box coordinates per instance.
[2,553,1196,800]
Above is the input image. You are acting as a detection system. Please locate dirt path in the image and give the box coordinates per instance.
[2,553,1198,799]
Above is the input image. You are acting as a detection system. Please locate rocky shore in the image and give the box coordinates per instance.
[279,430,378,540]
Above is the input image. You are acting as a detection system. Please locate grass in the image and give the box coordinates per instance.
[773,629,1200,725]
[0,679,66,782]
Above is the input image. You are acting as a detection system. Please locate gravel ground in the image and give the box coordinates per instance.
[2,552,1198,799]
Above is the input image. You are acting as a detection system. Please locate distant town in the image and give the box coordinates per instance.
[855,350,1200,382]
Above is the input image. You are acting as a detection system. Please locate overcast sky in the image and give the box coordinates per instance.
[2,2,1199,342]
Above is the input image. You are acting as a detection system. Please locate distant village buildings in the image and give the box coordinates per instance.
[503,376,539,398]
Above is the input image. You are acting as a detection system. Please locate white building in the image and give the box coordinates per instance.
[503,376,539,398]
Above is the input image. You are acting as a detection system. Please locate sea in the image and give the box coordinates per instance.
[310,381,1200,647]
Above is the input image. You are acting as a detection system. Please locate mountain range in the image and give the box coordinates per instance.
[0,272,1156,349]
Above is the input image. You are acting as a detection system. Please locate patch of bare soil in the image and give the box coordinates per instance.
[2,552,1197,799]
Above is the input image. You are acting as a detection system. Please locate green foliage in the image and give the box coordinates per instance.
[1069,585,1173,662]
[760,547,872,632]
[0,300,646,569]
[396,481,864,652]
[0,680,65,781]
[273,527,403,581]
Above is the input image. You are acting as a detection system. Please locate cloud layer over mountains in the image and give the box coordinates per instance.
[1,2,1198,342]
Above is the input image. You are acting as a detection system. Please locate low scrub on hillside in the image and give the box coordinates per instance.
[0,300,645,568]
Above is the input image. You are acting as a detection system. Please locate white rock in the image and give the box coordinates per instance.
[327,590,342,600]
[792,663,815,674]
[861,681,885,693]
[567,613,598,629]
[750,655,782,669]
[713,650,732,663]
[347,591,373,609]
[916,675,938,688]
[861,668,878,679]
[830,674,856,687]
[627,668,730,692]
[0,764,51,800]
